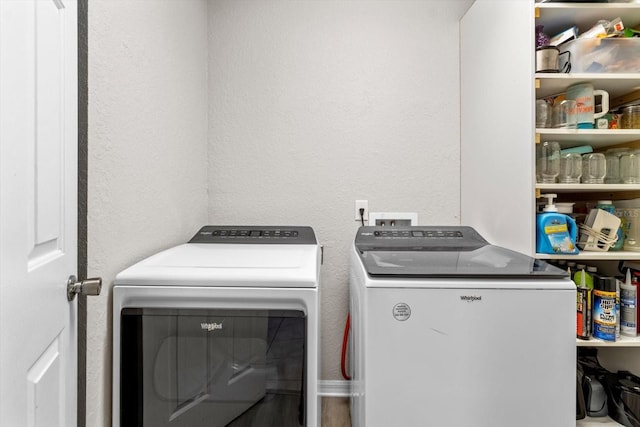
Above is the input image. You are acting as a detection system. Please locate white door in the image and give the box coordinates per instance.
[0,1,79,426]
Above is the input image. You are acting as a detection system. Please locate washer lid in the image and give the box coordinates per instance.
[355,226,568,279]
[114,226,320,288]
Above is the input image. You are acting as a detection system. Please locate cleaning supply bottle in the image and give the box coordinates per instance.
[574,266,594,290]
[577,269,591,340]
[621,269,637,337]
[632,270,640,335]
[536,194,579,254]
[573,265,582,284]
[573,264,586,284]
[593,276,618,341]
[617,277,621,340]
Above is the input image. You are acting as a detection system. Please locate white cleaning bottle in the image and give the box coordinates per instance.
[621,269,637,337]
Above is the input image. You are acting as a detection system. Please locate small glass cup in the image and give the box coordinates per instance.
[582,152,606,184]
[536,141,561,183]
[558,152,582,184]
[552,99,578,129]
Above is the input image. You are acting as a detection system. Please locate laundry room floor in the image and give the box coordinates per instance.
[321,397,351,427]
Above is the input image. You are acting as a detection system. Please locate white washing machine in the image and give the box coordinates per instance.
[112,226,320,427]
[349,226,576,427]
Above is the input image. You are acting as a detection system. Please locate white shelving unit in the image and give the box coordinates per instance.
[538,4,640,427]
[462,2,640,426]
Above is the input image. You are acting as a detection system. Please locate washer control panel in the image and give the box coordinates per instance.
[356,226,487,251]
[374,229,463,239]
[189,225,317,244]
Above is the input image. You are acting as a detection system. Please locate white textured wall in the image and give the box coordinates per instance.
[87,1,209,425]
[208,0,472,381]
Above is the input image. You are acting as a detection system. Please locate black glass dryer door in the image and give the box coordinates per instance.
[120,308,307,427]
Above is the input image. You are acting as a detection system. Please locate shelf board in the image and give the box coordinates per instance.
[537,129,640,148]
[537,251,640,261]
[536,183,640,193]
[536,3,640,35]
[578,335,640,348]
[536,74,640,99]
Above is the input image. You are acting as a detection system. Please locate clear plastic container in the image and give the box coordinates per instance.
[559,38,640,73]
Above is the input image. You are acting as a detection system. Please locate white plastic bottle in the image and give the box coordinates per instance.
[621,269,638,337]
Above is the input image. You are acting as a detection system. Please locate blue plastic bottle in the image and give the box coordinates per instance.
[536,194,579,254]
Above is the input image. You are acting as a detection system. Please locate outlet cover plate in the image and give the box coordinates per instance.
[355,200,369,221]
[369,212,418,226]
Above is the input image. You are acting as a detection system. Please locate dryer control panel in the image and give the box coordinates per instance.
[189,225,317,244]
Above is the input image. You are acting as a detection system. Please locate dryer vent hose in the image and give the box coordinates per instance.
[341,313,351,380]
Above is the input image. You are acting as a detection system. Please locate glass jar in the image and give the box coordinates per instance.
[582,152,606,184]
[621,105,640,129]
[558,152,582,184]
[536,141,561,183]
[620,151,640,184]
[605,148,628,184]
[536,99,550,128]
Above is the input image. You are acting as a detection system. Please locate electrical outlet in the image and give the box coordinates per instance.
[369,212,418,227]
[355,200,368,222]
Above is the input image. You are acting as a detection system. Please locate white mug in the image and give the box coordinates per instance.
[566,83,609,129]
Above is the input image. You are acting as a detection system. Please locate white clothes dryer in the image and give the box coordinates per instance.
[112,226,320,427]
[349,226,575,427]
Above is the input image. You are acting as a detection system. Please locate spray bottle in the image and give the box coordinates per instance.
[617,277,621,340]
[593,276,617,341]
[536,194,579,254]
[621,269,637,337]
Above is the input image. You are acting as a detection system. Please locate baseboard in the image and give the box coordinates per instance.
[318,380,351,397]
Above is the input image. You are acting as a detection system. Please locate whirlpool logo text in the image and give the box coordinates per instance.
[460,295,482,302]
[201,322,223,331]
